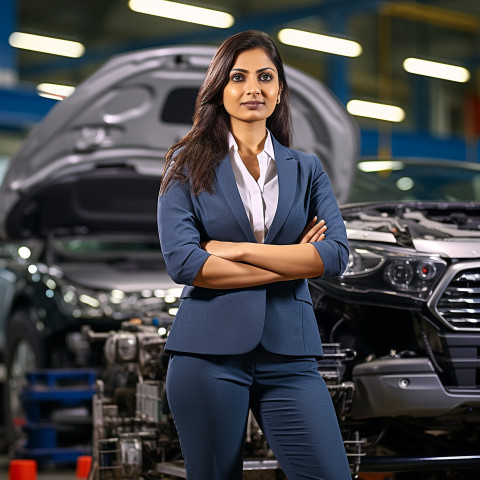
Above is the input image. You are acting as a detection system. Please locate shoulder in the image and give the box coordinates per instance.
[287,146,317,163]
[271,135,324,173]
[282,145,325,177]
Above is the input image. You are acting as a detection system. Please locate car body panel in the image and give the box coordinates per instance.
[0,46,358,240]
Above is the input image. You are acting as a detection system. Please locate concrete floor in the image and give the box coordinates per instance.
[1,454,293,480]
[8,448,478,480]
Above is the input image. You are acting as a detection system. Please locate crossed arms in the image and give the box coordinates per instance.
[195,218,326,289]
[158,155,349,289]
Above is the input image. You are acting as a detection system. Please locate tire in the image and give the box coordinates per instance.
[3,308,46,444]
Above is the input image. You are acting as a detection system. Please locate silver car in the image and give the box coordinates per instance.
[0,46,357,448]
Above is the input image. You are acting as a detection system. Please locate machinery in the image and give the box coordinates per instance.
[83,319,362,479]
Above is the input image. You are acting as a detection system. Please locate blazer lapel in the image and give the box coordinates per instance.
[264,138,297,244]
[215,154,257,243]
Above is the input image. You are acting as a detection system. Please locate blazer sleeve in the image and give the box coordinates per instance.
[157,180,211,285]
[309,154,349,277]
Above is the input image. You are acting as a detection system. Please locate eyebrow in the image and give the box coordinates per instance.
[230,67,276,73]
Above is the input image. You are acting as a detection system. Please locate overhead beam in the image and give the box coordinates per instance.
[380,1,480,31]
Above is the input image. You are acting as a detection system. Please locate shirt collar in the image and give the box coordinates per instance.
[228,130,275,161]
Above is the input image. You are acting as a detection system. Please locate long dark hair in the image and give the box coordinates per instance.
[160,30,291,195]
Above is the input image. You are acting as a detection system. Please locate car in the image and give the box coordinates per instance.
[0,46,357,443]
[308,157,480,476]
[85,154,480,477]
[5,44,479,477]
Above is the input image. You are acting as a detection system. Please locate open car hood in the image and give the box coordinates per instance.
[0,46,358,239]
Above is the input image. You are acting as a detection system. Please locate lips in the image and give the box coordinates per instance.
[242,101,264,109]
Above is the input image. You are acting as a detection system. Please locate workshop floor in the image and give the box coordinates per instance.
[1,454,289,480]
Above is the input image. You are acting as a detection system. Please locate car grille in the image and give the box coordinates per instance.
[435,268,480,331]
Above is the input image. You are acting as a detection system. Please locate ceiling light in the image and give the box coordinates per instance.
[128,0,234,29]
[358,160,404,172]
[278,28,362,57]
[37,83,75,100]
[347,100,405,122]
[9,32,85,58]
[403,57,470,83]
[17,246,32,259]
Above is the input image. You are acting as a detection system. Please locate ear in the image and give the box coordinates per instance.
[277,84,283,102]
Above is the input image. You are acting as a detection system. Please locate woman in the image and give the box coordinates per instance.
[158,30,351,480]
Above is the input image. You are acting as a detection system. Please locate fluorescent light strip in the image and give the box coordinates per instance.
[403,57,470,83]
[358,160,404,172]
[347,100,405,122]
[37,83,75,100]
[128,0,234,28]
[278,28,362,57]
[9,32,85,58]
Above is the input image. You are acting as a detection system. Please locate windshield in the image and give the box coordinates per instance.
[348,160,480,203]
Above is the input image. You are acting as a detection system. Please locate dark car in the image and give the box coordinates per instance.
[83,158,480,480]
[308,157,480,475]
[0,46,357,441]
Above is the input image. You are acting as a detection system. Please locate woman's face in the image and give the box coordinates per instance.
[222,47,282,126]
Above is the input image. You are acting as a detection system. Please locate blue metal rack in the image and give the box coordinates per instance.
[13,369,97,464]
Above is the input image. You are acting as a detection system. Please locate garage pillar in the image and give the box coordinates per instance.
[324,9,351,106]
[0,0,17,86]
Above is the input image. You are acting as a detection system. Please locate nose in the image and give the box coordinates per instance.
[246,78,260,95]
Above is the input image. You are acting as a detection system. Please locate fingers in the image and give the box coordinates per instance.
[299,217,327,243]
[310,221,327,242]
[312,225,327,241]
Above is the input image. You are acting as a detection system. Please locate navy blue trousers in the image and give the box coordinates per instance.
[166,346,351,480]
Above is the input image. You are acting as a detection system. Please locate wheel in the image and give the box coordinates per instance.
[3,308,46,444]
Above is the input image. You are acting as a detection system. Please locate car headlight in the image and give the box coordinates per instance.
[325,244,447,302]
[343,248,385,276]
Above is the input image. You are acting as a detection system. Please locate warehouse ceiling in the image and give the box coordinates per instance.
[5,0,480,138]
[13,0,479,82]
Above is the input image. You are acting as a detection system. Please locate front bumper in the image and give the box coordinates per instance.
[351,357,480,418]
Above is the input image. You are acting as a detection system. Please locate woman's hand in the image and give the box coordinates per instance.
[298,216,327,244]
[201,240,242,262]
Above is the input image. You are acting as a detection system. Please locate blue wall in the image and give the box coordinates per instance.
[361,130,479,163]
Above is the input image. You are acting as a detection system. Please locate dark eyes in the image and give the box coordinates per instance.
[259,73,273,81]
[230,72,273,82]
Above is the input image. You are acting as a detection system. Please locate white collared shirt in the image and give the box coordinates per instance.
[228,131,278,243]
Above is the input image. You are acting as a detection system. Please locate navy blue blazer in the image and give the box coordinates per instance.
[157,136,349,356]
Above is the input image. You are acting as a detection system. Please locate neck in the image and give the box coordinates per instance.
[230,119,267,156]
